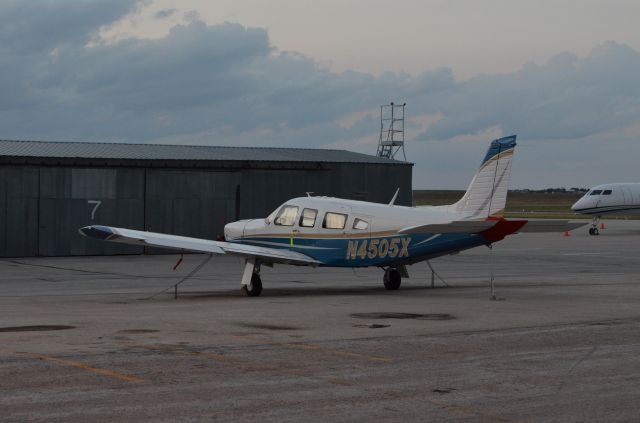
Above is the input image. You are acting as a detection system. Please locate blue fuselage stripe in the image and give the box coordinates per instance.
[234,233,488,267]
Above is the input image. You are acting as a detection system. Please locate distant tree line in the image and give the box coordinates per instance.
[511,187,588,193]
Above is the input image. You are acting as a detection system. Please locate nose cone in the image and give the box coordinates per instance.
[571,196,589,212]
[570,199,579,212]
[224,221,245,241]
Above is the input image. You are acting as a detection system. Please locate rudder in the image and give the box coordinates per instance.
[452,135,517,218]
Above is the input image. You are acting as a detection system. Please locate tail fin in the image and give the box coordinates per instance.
[452,135,517,218]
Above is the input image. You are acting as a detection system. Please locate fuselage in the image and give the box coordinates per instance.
[224,196,490,267]
[571,183,640,216]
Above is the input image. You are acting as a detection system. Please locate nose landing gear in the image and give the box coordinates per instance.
[589,216,601,236]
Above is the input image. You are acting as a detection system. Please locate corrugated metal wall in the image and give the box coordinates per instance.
[0,163,412,257]
[0,167,39,257]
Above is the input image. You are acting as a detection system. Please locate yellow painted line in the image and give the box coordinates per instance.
[0,349,143,383]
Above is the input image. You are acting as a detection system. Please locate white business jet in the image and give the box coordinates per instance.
[571,183,640,235]
[80,135,584,296]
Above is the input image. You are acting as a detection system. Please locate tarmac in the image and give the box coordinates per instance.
[1,220,639,422]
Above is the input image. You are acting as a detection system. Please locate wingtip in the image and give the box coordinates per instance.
[78,225,114,240]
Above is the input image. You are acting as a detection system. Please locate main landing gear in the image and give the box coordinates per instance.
[241,258,263,296]
[589,216,601,236]
[242,272,263,297]
[383,267,402,290]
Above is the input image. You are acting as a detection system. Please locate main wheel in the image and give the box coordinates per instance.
[383,268,402,290]
[242,273,263,297]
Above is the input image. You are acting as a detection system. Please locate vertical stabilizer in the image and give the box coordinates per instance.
[453,135,517,218]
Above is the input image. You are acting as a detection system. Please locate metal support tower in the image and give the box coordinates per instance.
[376,102,406,161]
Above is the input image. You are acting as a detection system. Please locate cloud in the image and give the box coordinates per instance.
[420,42,640,142]
[155,8,177,20]
[1,1,639,187]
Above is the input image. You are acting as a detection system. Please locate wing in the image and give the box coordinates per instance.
[517,220,588,233]
[79,225,320,266]
[398,220,498,235]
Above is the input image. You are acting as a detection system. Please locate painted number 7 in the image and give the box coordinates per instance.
[87,200,102,220]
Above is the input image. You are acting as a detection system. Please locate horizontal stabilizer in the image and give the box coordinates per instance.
[518,220,588,233]
[79,225,320,265]
[398,220,498,235]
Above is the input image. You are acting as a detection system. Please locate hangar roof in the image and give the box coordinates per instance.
[0,139,409,166]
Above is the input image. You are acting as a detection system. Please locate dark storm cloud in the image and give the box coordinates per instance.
[0,0,137,53]
[1,0,639,153]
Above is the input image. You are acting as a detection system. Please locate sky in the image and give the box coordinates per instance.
[1,0,640,189]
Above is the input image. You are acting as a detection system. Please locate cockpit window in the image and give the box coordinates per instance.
[602,190,612,195]
[353,218,369,230]
[589,190,602,196]
[265,208,278,224]
[299,208,318,227]
[322,212,347,229]
[274,205,299,226]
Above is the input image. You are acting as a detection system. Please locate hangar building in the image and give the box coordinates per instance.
[0,140,412,257]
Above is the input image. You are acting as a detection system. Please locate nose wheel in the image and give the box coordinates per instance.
[589,217,601,236]
[383,268,402,290]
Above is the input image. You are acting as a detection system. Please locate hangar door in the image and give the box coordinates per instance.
[38,168,145,256]
[144,170,240,253]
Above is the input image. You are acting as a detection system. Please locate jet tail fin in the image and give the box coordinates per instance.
[452,135,517,218]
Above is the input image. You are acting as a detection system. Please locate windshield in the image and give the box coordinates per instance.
[274,205,299,226]
[265,208,279,224]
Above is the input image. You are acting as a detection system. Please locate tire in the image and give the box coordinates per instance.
[242,273,263,297]
[383,268,402,290]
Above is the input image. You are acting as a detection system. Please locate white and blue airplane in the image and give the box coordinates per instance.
[80,136,584,296]
[571,183,640,235]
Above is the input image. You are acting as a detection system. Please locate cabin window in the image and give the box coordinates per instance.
[590,190,602,196]
[274,205,299,226]
[299,208,318,227]
[323,212,347,229]
[602,190,612,195]
[353,218,369,230]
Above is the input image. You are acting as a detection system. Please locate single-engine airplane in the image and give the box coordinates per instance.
[80,135,585,296]
[571,183,640,235]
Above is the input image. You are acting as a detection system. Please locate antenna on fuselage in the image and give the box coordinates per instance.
[388,188,400,206]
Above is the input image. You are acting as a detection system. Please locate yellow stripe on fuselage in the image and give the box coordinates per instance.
[243,229,401,240]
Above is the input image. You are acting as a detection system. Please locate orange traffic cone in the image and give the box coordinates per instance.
[600,222,605,230]
[563,230,570,237]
